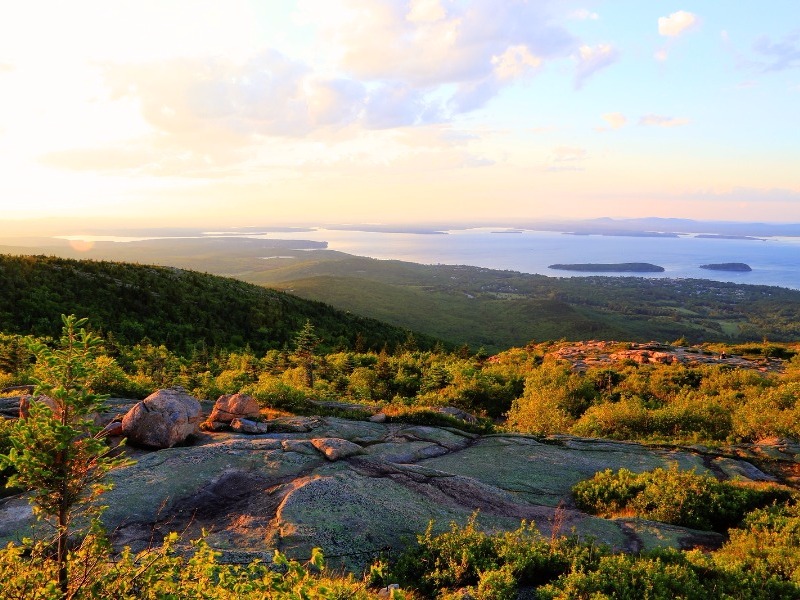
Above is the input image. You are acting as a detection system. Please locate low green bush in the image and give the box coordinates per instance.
[387,515,800,600]
[714,503,800,582]
[383,405,494,434]
[538,546,798,600]
[389,516,603,597]
[0,533,378,600]
[244,380,314,413]
[573,465,794,532]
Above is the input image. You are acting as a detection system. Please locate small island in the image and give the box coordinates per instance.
[699,262,752,272]
[549,262,665,273]
[695,234,766,241]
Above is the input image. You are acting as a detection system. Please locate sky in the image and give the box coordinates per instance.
[0,0,799,230]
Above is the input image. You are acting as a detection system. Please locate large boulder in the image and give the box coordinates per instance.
[121,387,202,449]
[209,393,261,424]
[310,437,364,461]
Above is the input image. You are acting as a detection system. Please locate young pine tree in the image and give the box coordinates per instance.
[294,320,320,388]
[0,315,130,598]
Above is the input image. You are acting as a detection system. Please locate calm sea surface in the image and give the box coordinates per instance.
[61,228,800,291]
[258,228,800,290]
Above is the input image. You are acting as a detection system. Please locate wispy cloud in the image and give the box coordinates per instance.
[639,114,690,128]
[492,45,543,81]
[753,31,800,72]
[575,44,619,89]
[552,146,588,162]
[406,0,446,23]
[597,112,627,131]
[682,187,800,204]
[569,9,599,21]
[658,11,698,37]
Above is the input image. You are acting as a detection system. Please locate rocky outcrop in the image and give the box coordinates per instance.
[121,387,202,449]
[310,437,364,461]
[230,418,268,434]
[1,413,788,574]
[208,393,261,424]
[550,341,785,373]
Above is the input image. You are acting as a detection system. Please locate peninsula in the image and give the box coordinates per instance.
[548,262,665,273]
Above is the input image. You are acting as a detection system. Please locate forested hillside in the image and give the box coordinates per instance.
[4,238,800,351]
[0,254,436,353]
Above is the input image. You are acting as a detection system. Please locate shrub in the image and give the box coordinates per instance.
[0,533,377,599]
[571,468,645,517]
[245,377,313,413]
[389,517,597,596]
[573,465,794,532]
[382,405,494,434]
[391,516,498,594]
[571,398,651,439]
[538,550,708,600]
[476,566,516,600]
[713,503,800,582]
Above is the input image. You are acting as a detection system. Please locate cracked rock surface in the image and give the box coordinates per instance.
[1,415,781,571]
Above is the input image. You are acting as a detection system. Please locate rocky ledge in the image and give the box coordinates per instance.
[2,410,785,572]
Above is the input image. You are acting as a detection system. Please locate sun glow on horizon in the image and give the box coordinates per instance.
[0,1,798,226]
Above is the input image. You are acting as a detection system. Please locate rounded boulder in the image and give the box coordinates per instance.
[122,387,202,449]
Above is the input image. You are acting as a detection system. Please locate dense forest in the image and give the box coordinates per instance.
[0,254,438,354]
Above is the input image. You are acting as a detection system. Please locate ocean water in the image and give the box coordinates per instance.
[259,228,800,290]
[59,228,800,290]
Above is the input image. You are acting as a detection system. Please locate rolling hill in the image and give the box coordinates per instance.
[0,254,437,353]
[3,237,800,351]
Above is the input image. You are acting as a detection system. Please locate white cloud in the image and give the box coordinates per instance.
[569,9,599,21]
[654,49,669,62]
[658,11,698,37]
[296,0,575,95]
[406,0,446,23]
[363,82,441,128]
[576,44,619,88]
[600,113,627,130]
[492,45,542,80]
[639,114,690,128]
[101,51,410,139]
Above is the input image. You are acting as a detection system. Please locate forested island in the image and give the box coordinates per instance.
[696,234,766,241]
[700,262,753,272]
[548,262,665,273]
